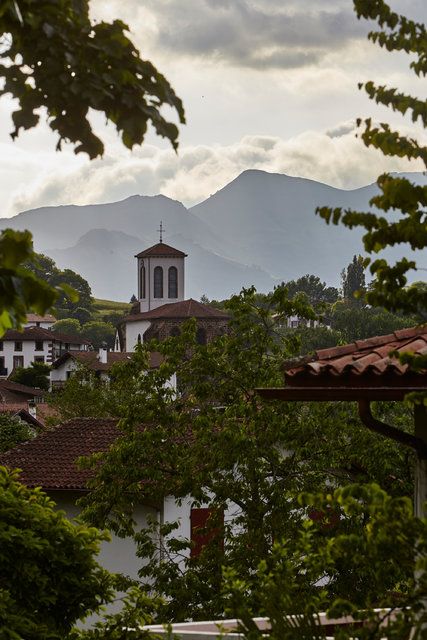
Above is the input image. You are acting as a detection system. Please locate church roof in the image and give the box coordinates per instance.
[123,299,229,322]
[135,242,187,259]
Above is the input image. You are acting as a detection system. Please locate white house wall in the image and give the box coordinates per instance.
[50,491,158,580]
[50,359,79,383]
[24,321,55,329]
[125,320,151,351]
[0,339,49,376]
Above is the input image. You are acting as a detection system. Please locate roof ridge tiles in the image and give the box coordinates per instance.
[315,343,357,360]
[395,326,427,340]
[354,333,396,350]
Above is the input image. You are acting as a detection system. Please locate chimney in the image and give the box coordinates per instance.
[98,342,108,364]
[28,400,36,419]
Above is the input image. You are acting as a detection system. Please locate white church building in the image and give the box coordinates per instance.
[115,232,229,353]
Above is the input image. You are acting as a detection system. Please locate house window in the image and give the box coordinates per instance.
[154,266,163,298]
[14,341,22,351]
[13,356,24,369]
[0,356,6,375]
[34,356,45,363]
[35,341,44,351]
[140,265,146,299]
[0,341,3,351]
[290,320,299,328]
[196,327,207,345]
[168,266,178,298]
[190,508,223,558]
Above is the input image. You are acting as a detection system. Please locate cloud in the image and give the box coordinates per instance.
[8,122,426,216]
[326,121,356,138]
[92,0,367,71]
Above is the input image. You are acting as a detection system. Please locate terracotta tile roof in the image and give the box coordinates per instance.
[135,242,187,258]
[2,326,89,344]
[25,314,56,323]
[0,407,44,431]
[123,299,229,322]
[0,418,120,490]
[31,403,59,427]
[285,326,427,384]
[0,380,44,397]
[52,350,163,370]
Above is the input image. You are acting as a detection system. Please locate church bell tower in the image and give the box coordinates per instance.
[135,222,187,313]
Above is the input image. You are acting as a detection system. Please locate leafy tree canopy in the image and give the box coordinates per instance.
[80,320,115,349]
[0,413,34,452]
[52,317,81,336]
[227,483,427,640]
[341,255,367,305]
[317,0,427,319]
[51,268,93,313]
[77,287,414,623]
[0,466,115,638]
[10,361,51,390]
[0,230,59,335]
[0,0,185,158]
[283,275,340,306]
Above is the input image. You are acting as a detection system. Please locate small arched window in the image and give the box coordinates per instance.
[196,327,207,345]
[137,333,142,344]
[170,326,181,337]
[154,266,163,298]
[168,266,178,298]
[139,265,146,299]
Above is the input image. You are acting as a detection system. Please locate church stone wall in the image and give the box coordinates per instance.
[144,317,229,344]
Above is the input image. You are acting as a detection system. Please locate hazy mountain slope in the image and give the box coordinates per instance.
[0,194,224,254]
[3,169,426,300]
[48,229,277,300]
[190,169,427,285]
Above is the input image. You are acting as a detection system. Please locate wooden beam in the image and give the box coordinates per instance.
[256,387,420,402]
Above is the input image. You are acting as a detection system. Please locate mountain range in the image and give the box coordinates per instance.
[1,170,425,301]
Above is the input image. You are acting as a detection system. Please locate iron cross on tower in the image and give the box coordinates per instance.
[157,221,165,243]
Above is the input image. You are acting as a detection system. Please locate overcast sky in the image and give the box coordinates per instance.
[1,0,426,217]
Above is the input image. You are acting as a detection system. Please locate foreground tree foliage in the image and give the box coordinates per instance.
[10,361,51,390]
[77,287,414,623]
[227,484,427,640]
[0,0,185,158]
[0,229,59,335]
[0,413,34,452]
[0,466,115,639]
[317,0,427,321]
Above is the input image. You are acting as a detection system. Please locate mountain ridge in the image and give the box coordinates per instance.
[1,170,425,301]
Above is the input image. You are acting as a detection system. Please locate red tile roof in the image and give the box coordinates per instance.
[2,326,89,344]
[135,242,187,258]
[285,326,427,384]
[51,350,163,370]
[0,418,120,490]
[25,314,56,323]
[123,299,229,322]
[0,380,44,397]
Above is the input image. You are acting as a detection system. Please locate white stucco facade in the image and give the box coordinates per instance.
[0,332,89,378]
[125,320,151,351]
[52,491,158,580]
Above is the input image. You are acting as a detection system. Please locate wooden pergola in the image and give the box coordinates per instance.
[257,326,427,517]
